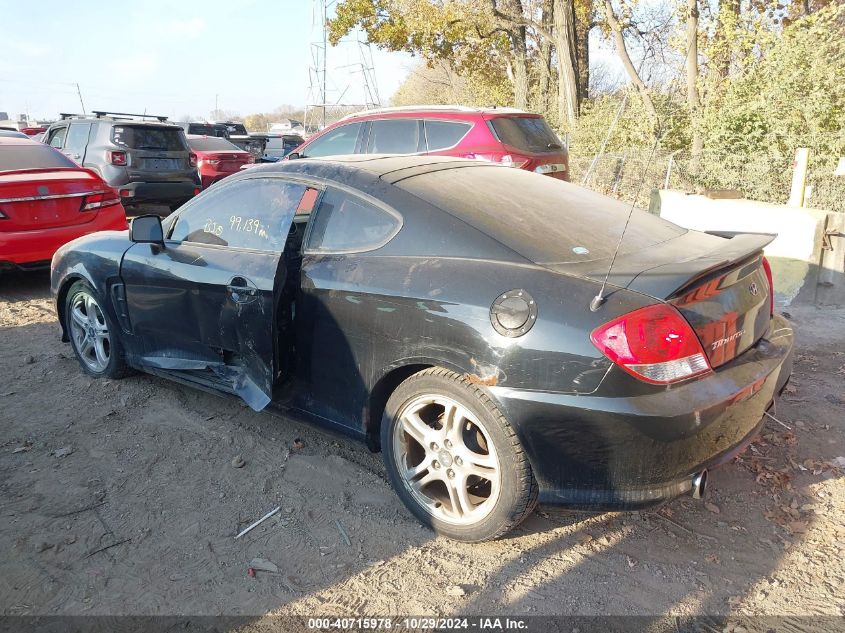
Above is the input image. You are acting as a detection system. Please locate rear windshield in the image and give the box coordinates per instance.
[397,165,685,264]
[0,144,78,171]
[111,125,187,151]
[188,137,242,152]
[188,123,223,137]
[489,116,563,153]
[222,123,248,136]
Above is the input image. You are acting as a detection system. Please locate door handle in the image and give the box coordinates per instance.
[227,285,257,295]
[227,276,258,302]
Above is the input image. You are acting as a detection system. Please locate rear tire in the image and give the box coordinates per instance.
[381,367,538,542]
[65,280,131,380]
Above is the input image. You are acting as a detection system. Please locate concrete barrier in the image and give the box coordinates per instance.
[652,190,845,306]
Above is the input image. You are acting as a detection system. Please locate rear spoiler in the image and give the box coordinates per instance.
[627,233,776,299]
[0,167,97,180]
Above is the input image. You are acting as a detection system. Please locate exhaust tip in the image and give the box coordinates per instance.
[691,470,708,499]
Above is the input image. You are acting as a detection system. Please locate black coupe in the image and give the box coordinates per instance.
[51,155,794,541]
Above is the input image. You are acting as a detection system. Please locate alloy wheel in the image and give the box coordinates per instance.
[69,291,111,373]
[392,394,501,525]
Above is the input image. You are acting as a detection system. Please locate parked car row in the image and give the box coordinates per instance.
[2,104,567,272]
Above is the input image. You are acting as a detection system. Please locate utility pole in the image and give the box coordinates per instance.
[75,83,86,115]
[321,0,327,128]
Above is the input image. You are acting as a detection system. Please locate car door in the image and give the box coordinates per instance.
[63,121,92,164]
[120,175,312,410]
[365,118,424,154]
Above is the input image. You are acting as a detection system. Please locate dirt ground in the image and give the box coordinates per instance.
[1,270,844,626]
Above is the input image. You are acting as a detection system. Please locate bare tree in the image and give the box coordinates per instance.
[553,0,580,125]
[685,0,703,155]
[500,0,531,108]
[601,0,658,122]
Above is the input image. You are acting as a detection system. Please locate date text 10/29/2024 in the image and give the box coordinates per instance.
[307,618,529,631]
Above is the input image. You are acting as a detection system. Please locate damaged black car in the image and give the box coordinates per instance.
[51,155,794,542]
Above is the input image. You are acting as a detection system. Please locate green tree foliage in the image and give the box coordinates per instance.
[337,0,844,207]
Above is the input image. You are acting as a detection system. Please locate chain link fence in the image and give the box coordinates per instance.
[570,149,845,213]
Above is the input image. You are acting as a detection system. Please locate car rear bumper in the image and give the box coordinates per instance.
[117,181,199,205]
[489,314,794,509]
[0,206,127,267]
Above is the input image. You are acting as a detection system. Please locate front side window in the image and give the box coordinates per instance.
[64,123,91,157]
[307,188,400,252]
[424,120,472,151]
[170,178,307,251]
[367,119,421,154]
[47,126,68,149]
[301,122,362,158]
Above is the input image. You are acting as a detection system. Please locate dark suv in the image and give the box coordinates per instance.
[44,111,201,211]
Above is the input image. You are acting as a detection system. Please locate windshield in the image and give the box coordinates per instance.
[188,137,242,152]
[397,165,685,264]
[489,116,563,153]
[112,125,187,151]
[0,144,78,171]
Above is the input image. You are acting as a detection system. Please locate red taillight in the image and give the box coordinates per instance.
[591,304,712,384]
[189,153,198,168]
[81,189,121,211]
[761,256,774,317]
[193,187,202,196]
[108,150,127,166]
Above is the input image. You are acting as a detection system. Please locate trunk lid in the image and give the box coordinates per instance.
[0,168,106,231]
[557,232,775,367]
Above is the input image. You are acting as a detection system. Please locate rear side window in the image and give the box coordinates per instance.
[367,119,422,154]
[302,123,362,158]
[111,125,187,151]
[188,137,242,152]
[308,188,400,252]
[170,178,307,251]
[0,144,77,171]
[488,116,563,153]
[424,120,471,151]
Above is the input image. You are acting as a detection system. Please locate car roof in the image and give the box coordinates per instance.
[341,105,528,121]
[255,154,490,183]
[52,116,181,128]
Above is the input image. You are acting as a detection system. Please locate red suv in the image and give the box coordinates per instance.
[288,106,569,180]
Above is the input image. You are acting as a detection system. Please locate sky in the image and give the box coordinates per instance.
[0,0,415,121]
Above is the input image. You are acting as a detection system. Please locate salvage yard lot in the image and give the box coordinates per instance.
[1,271,844,623]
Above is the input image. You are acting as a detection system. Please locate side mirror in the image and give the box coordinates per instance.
[129,214,164,244]
[287,152,301,160]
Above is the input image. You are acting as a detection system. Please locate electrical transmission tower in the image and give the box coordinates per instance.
[304,0,381,133]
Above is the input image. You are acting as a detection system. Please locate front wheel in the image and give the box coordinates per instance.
[65,281,130,379]
[381,368,538,542]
